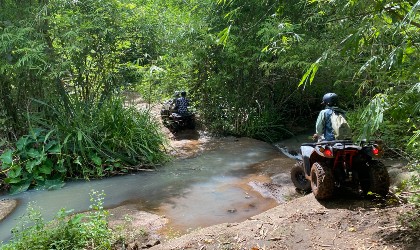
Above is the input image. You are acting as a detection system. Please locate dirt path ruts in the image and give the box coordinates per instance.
[150,193,418,250]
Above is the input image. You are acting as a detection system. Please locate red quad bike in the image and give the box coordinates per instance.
[291,140,390,200]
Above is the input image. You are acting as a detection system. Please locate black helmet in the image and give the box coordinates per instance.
[180,91,186,97]
[322,93,338,106]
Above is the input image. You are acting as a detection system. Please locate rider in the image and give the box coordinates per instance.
[175,91,190,115]
[301,93,347,174]
[169,91,180,112]
[313,93,347,142]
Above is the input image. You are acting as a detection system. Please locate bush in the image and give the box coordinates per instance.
[347,105,418,160]
[52,97,169,179]
[0,190,113,250]
[0,96,168,193]
[0,128,66,194]
[398,163,420,232]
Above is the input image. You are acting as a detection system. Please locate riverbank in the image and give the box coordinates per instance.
[149,191,418,250]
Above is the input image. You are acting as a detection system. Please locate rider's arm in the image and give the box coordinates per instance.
[315,110,326,138]
[174,99,180,110]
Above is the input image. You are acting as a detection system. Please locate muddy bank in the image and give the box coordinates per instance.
[149,194,419,250]
[107,205,167,249]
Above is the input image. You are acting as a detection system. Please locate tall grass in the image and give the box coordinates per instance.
[0,95,168,193]
[35,96,169,178]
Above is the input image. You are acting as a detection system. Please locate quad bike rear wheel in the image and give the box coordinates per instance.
[291,161,311,192]
[186,117,196,129]
[310,162,334,200]
[359,160,390,197]
[170,123,180,133]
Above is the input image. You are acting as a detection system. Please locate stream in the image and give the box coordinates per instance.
[0,137,300,243]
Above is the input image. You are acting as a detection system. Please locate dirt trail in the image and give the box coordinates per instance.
[150,193,417,250]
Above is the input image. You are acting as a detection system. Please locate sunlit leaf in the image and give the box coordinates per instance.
[0,149,14,166]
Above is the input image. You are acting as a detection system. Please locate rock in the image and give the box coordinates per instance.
[128,241,139,250]
[142,239,160,248]
[0,199,18,221]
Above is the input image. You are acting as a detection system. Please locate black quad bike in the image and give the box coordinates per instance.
[160,101,195,133]
[291,140,390,200]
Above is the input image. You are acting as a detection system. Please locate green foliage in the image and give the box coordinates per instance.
[0,0,176,137]
[201,91,291,141]
[0,128,66,194]
[347,87,419,159]
[0,110,12,141]
[398,163,420,232]
[132,0,212,103]
[30,96,168,179]
[0,1,54,137]
[0,0,172,193]
[1,0,419,197]
[48,0,148,103]
[190,0,319,139]
[0,190,113,250]
[0,96,167,193]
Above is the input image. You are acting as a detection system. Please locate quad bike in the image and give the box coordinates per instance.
[291,140,390,200]
[160,101,195,133]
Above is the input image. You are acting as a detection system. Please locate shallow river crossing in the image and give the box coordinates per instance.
[0,137,300,243]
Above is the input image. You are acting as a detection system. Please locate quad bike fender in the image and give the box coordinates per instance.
[300,145,334,178]
[300,145,314,177]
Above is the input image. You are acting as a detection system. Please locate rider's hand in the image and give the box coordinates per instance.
[312,134,319,140]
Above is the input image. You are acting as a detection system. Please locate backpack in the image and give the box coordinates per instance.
[330,110,352,140]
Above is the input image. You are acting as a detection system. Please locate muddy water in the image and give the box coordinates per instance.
[0,137,297,242]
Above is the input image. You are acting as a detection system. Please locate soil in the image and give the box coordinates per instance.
[150,195,418,250]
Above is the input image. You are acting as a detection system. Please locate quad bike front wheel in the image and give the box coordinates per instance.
[291,161,311,192]
[310,162,334,200]
[359,160,390,197]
